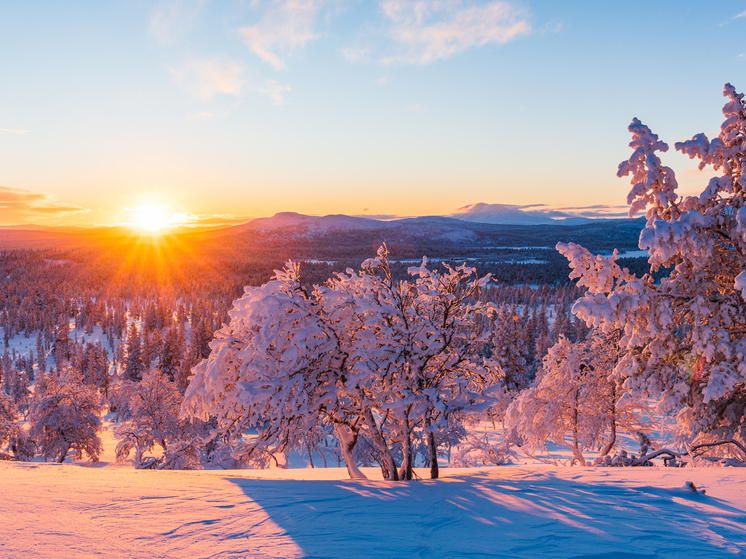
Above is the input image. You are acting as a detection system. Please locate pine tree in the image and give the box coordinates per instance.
[124,323,145,382]
[36,331,46,374]
[558,84,746,448]
[159,326,184,382]
[492,305,531,390]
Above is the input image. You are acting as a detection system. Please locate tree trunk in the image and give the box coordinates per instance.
[398,433,413,481]
[303,435,315,468]
[334,424,367,480]
[600,382,616,457]
[398,412,413,481]
[571,388,586,467]
[57,444,70,463]
[364,409,398,481]
[428,430,439,479]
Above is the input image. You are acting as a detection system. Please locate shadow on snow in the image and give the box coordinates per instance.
[225,469,746,559]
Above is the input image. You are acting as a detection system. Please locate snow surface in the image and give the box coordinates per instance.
[2,447,746,558]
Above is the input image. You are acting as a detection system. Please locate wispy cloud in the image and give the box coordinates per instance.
[536,204,630,219]
[187,111,214,121]
[239,0,333,70]
[0,186,89,225]
[149,0,209,45]
[170,58,292,104]
[170,58,245,99]
[379,0,531,65]
[0,128,29,135]
[732,10,746,19]
[341,45,372,63]
[248,79,292,105]
[169,212,249,227]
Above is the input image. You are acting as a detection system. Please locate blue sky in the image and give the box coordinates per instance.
[0,1,744,227]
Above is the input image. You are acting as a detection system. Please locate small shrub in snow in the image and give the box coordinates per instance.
[450,433,517,467]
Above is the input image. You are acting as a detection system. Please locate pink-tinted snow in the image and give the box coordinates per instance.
[2,462,745,558]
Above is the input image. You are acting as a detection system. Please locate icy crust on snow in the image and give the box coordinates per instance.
[2,462,745,559]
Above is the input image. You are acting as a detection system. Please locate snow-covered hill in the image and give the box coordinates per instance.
[244,212,388,231]
[450,202,597,226]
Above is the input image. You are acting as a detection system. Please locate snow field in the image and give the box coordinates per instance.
[2,462,745,558]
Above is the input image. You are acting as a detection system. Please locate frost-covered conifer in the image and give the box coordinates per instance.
[491,305,531,389]
[28,366,102,463]
[124,323,145,382]
[558,84,746,448]
[159,325,184,383]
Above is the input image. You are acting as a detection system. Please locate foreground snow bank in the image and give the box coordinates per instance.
[2,463,745,558]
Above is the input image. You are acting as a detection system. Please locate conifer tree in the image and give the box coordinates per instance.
[124,323,145,382]
[558,84,746,447]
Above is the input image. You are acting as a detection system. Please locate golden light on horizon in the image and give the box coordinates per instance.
[131,205,170,233]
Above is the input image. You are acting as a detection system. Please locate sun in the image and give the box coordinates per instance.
[131,205,170,232]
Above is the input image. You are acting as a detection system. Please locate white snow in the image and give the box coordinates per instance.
[2,460,745,558]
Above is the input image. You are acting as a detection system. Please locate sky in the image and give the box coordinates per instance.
[0,1,745,228]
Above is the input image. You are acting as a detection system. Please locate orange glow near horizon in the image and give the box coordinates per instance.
[130,205,170,233]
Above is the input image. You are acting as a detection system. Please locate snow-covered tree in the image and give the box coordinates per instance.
[159,325,185,383]
[28,366,102,463]
[114,369,201,469]
[124,323,145,382]
[0,393,34,460]
[183,245,500,480]
[325,248,500,479]
[558,83,746,449]
[491,305,531,390]
[506,333,651,465]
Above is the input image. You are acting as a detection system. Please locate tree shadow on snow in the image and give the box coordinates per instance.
[226,469,746,559]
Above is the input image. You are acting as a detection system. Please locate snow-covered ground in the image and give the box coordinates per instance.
[3,460,745,558]
[3,416,746,559]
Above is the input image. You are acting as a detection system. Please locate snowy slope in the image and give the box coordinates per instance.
[2,462,745,558]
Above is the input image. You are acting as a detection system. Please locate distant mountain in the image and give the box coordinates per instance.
[217,211,644,255]
[450,203,593,226]
[241,212,387,231]
[228,213,480,242]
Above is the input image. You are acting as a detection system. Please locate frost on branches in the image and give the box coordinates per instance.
[182,244,502,480]
[505,333,652,466]
[28,366,103,464]
[113,369,202,470]
[0,393,34,461]
[558,84,746,451]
